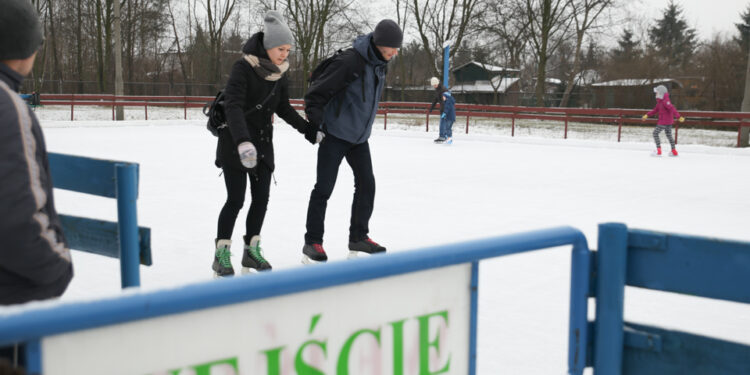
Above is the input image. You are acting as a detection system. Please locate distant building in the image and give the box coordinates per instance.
[589,78,683,108]
[450,61,522,105]
[452,61,520,82]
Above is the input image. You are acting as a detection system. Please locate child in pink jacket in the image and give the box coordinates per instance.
[642,85,684,156]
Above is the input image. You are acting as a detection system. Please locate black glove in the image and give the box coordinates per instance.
[304,122,321,144]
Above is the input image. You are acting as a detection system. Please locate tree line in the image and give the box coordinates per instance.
[25,0,750,110]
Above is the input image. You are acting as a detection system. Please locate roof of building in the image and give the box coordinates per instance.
[452,61,520,73]
[591,78,682,88]
[451,76,521,93]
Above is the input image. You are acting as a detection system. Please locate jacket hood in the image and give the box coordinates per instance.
[654,85,668,100]
[656,92,671,104]
[242,32,270,59]
[353,33,387,67]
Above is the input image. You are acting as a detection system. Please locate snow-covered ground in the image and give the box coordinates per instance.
[36,104,743,147]
[29,106,750,373]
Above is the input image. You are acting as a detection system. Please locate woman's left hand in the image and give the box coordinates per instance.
[238,142,257,168]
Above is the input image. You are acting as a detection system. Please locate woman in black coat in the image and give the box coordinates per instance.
[213,11,321,277]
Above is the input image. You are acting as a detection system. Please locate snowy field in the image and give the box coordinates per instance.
[30,106,750,373]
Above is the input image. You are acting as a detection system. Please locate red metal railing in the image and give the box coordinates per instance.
[41,94,214,121]
[41,95,750,147]
[371,102,750,148]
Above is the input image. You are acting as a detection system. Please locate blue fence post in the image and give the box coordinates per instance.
[116,163,140,288]
[25,340,42,375]
[567,235,591,375]
[594,223,628,375]
[443,43,450,88]
[469,261,479,375]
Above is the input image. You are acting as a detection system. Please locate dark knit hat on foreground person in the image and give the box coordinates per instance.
[372,19,403,48]
[0,0,44,60]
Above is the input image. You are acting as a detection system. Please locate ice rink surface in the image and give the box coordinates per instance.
[37,111,750,374]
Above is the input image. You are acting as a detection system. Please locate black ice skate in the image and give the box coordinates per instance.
[302,243,328,264]
[347,238,386,259]
[212,239,234,277]
[241,235,272,274]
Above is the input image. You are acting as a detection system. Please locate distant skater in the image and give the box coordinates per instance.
[642,85,684,156]
[428,77,449,143]
[437,90,456,144]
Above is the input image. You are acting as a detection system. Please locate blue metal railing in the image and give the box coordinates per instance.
[0,226,591,374]
[591,223,750,375]
[48,153,151,288]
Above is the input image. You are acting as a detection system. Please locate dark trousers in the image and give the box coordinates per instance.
[217,163,272,244]
[305,135,375,244]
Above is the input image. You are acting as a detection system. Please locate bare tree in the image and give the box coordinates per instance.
[478,0,529,69]
[281,0,338,85]
[524,0,571,106]
[558,0,613,107]
[264,0,364,89]
[694,36,743,111]
[113,0,124,119]
[742,42,750,146]
[410,0,481,77]
[201,0,238,84]
[76,0,84,92]
[46,0,63,87]
[95,0,104,91]
[393,0,411,100]
[167,0,196,95]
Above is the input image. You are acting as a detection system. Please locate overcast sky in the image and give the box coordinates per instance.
[361,0,750,46]
[638,0,749,40]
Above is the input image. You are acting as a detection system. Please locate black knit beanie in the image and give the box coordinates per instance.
[0,0,44,61]
[372,19,403,49]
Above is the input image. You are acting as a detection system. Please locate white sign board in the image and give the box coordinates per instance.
[42,264,472,374]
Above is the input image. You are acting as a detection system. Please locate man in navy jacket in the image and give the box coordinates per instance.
[301,20,402,263]
[0,0,73,305]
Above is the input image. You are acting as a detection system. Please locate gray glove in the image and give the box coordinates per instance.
[238,142,257,168]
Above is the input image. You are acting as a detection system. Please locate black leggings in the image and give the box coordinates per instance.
[216,164,272,243]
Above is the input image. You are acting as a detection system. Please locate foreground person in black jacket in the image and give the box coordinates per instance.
[300,20,402,264]
[213,11,321,277]
[0,0,73,305]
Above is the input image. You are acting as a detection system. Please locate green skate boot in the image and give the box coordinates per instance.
[212,239,235,278]
[242,235,272,274]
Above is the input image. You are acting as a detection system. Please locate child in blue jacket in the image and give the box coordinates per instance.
[437,91,456,144]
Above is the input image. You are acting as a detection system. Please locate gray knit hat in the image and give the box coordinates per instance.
[262,11,294,50]
[372,19,403,48]
[0,0,44,60]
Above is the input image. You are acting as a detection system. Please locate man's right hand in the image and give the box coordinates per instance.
[304,123,324,144]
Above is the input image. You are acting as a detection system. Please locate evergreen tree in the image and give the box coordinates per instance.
[648,1,697,69]
[612,29,640,63]
[735,4,750,53]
